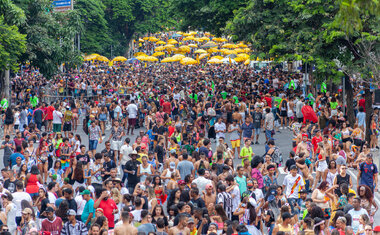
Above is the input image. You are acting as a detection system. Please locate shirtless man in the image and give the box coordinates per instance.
[194,152,210,171]
[169,214,190,235]
[114,211,138,235]
[232,107,242,124]
[322,135,332,158]
[164,150,179,169]
[296,133,312,159]
[295,153,314,190]
[202,183,216,206]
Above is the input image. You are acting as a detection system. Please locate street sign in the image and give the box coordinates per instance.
[52,0,72,12]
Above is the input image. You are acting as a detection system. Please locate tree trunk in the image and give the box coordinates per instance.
[345,75,355,126]
[364,83,373,143]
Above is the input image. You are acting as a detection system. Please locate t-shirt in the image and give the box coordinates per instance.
[4,179,18,193]
[214,122,226,139]
[235,175,247,196]
[230,185,240,211]
[120,144,133,165]
[285,159,296,171]
[177,160,194,180]
[96,198,118,228]
[41,216,63,235]
[2,140,14,157]
[12,191,32,217]
[359,162,378,188]
[162,102,171,114]
[241,122,254,138]
[76,153,90,166]
[81,198,95,225]
[33,109,43,123]
[138,223,156,234]
[229,124,240,140]
[252,112,263,129]
[348,208,368,234]
[217,192,232,220]
[283,174,305,199]
[126,104,138,119]
[46,106,55,120]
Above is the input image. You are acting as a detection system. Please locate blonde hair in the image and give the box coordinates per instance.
[111,188,122,204]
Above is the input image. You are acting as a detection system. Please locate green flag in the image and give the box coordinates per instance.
[289,80,296,90]
[321,82,327,93]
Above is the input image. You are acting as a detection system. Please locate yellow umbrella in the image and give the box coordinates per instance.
[148,37,159,42]
[222,43,238,49]
[156,40,166,45]
[178,46,191,53]
[180,57,197,65]
[161,57,174,63]
[237,53,250,60]
[211,56,223,60]
[244,48,251,53]
[234,57,246,63]
[134,52,147,56]
[95,55,109,62]
[138,38,144,42]
[84,54,98,61]
[194,49,207,54]
[212,37,222,42]
[112,56,128,62]
[188,44,198,48]
[171,54,186,61]
[207,47,219,53]
[136,55,148,61]
[189,31,198,35]
[183,33,191,36]
[223,50,236,55]
[201,37,210,41]
[194,38,203,42]
[164,44,175,49]
[183,36,195,41]
[233,48,244,53]
[199,53,209,60]
[237,43,248,48]
[155,46,165,51]
[244,59,250,65]
[143,37,149,40]
[145,56,158,62]
[220,38,228,42]
[207,58,222,64]
[168,39,178,44]
[177,31,184,35]
[152,52,165,57]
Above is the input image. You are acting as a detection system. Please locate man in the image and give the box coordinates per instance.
[126,100,138,135]
[225,175,240,220]
[33,105,44,131]
[124,151,141,192]
[235,166,247,196]
[1,135,15,170]
[61,209,88,235]
[169,214,190,235]
[120,138,132,182]
[192,168,212,195]
[47,182,58,206]
[263,164,278,193]
[228,119,241,157]
[154,137,166,164]
[217,184,232,220]
[4,170,18,193]
[177,153,194,180]
[264,107,274,143]
[76,145,90,168]
[12,181,32,226]
[114,211,137,235]
[62,106,73,137]
[113,178,128,195]
[94,188,118,229]
[20,208,37,235]
[282,165,304,214]
[52,107,63,133]
[101,141,116,165]
[137,210,156,234]
[89,224,101,235]
[358,153,378,192]
[101,152,116,181]
[45,103,55,132]
[239,139,254,165]
[88,120,102,157]
[9,146,24,168]
[348,197,369,234]
[272,212,293,234]
[296,133,312,159]
[81,189,95,227]
[214,118,226,144]
[108,120,124,164]
[41,207,63,235]
[252,107,263,144]
[296,97,304,123]
[190,188,206,209]
[241,116,254,143]
[90,153,104,190]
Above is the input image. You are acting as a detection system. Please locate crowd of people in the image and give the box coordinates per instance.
[0,33,379,235]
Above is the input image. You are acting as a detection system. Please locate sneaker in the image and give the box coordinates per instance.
[280,127,283,130]
[255,141,259,145]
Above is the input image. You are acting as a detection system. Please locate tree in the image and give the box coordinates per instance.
[0,0,26,99]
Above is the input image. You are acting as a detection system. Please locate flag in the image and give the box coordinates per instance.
[229,57,232,65]
[289,80,296,90]
[144,63,147,68]
[321,82,327,93]
[196,54,199,63]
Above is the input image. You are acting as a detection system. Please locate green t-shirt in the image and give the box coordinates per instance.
[235,175,247,196]
[240,146,253,166]
[81,198,95,225]
[330,101,338,110]
[0,98,8,110]
[221,91,228,100]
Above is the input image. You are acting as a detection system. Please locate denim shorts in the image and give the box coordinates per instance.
[89,139,98,150]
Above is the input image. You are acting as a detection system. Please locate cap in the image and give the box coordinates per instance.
[80,189,91,195]
[67,209,76,216]
[113,178,122,182]
[169,162,176,169]
[178,180,186,185]
[373,226,380,232]
[96,208,104,213]
[129,150,138,156]
[209,222,218,229]
[367,153,373,158]
[247,180,253,187]
[22,208,33,214]
[170,149,176,154]
[188,217,195,224]
[302,133,308,138]
[206,184,213,190]
[299,189,308,194]
[45,207,54,213]
[289,165,297,170]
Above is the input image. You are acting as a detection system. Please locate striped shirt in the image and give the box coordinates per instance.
[61,220,88,235]
[41,216,63,235]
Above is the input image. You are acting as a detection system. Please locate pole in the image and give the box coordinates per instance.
[343,76,346,114]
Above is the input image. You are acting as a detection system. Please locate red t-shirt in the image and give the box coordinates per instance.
[162,102,171,114]
[96,198,118,228]
[46,106,55,120]
[168,126,175,137]
[359,98,365,111]
[264,96,272,107]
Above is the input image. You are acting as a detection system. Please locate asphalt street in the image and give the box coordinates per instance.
[2,119,380,225]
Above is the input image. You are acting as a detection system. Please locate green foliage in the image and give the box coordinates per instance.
[0,0,26,25]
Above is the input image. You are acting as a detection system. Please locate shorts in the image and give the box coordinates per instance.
[128,118,136,126]
[89,139,98,150]
[316,160,328,172]
[226,112,233,124]
[63,123,72,131]
[342,137,352,143]
[53,123,61,132]
[265,129,273,139]
[111,140,123,151]
[280,111,287,117]
[231,139,240,148]
[254,127,261,134]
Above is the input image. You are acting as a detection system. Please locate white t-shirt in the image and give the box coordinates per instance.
[75,195,86,216]
[282,174,305,199]
[131,209,142,222]
[214,122,226,139]
[114,105,122,119]
[52,110,63,124]
[12,191,32,217]
[120,144,133,165]
[47,192,57,205]
[126,104,138,119]
[230,185,240,211]
[348,208,369,234]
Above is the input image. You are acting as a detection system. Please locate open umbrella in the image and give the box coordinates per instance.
[207,58,222,64]
[164,44,175,49]
[95,55,109,62]
[244,48,251,53]
[161,57,174,63]
[84,54,98,61]
[168,39,178,44]
[155,46,165,51]
[222,43,238,49]
[201,37,210,41]
[188,44,198,48]
[135,55,148,61]
[183,36,195,41]
[199,53,209,60]
[237,53,250,60]
[178,46,191,53]
[237,43,248,48]
[244,59,250,65]
[180,57,197,65]
[156,40,166,45]
[207,47,219,53]
[145,56,158,62]
[112,56,128,62]
[152,52,165,57]
[201,42,217,48]
[194,38,203,42]
[194,49,207,54]
[233,48,244,53]
[171,54,186,61]
[138,38,144,42]
[234,57,246,63]
[189,31,198,35]
[211,56,223,60]
[134,52,147,56]
[148,37,159,42]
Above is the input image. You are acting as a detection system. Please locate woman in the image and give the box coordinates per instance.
[56,200,69,223]
[95,216,109,231]
[358,185,378,224]
[151,205,168,231]
[313,142,328,190]
[98,106,107,136]
[167,205,178,228]
[251,157,263,189]
[211,204,228,233]
[74,134,81,155]
[167,189,181,214]
[314,217,329,235]
[3,107,14,139]
[34,187,50,219]
[111,188,122,223]
[324,160,338,188]
[1,193,17,234]
[224,158,235,175]
[311,181,336,220]
[25,165,43,200]
[341,122,353,152]
[370,115,378,151]
[137,156,155,183]
[71,161,85,191]
[152,176,167,205]
[17,164,28,181]
[233,198,260,235]
[71,101,79,132]
[276,186,287,208]
[49,160,64,186]
[133,136,147,151]
[36,139,49,184]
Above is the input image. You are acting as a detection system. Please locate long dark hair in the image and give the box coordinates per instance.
[247,201,257,225]
[358,184,373,203]
[55,200,69,221]
[73,161,84,181]
[30,165,39,175]
[215,204,228,221]
[314,217,324,235]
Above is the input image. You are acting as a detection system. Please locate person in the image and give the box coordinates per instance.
[61,209,88,235]
[12,181,32,226]
[348,197,369,234]
[94,188,118,229]
[282,165,304,214]
[272,212,293,234]
[41,206,63,235]
[114,211,137,235]
[1,135,15,170]
[228,119,241,157]
[126,100,138,135]
[137,210,156,234]
[217,183,233,220]
[89,223,101,235]
[176,153,194,180]
[374,226,380,235]
[264,107,275,142]
[81,189,95,227]
[191,168,212,195]
[358,153,378,193]
[1,193,16,234]
[20,208,37,235]
[214,118,226,143]
[168,214,190,235]
[124,151,141,193]
[88,120,102,157]
[25,165,42,199]
[120,138,133,182]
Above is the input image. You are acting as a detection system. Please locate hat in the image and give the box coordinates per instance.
[80,189,91,195]
[45,207,54,213]
[178,180,186,185]
[67,209,76,216]
[247,180,253,187]
[188,217,195,224]
[170,149,176,154]
[96,208,104,213]
[209,222,218,229]
[206,184,213,190]
[113,178,122,182]
[22,208,33,214]
[289,165,297,170]
[169,162,176,169]
[299,189,308,194]
[373,226,380,232]
[129,150,138,156]
[302,133,308,138]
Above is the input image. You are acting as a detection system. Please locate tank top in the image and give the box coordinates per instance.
[315,189,329,209]
[139,164,152,182]
[326,171,338,187]
[278,223,293,233]
[164,169,175,186]
[7,202,17,228]
[336,174,350,186]
[26,174,39,194]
